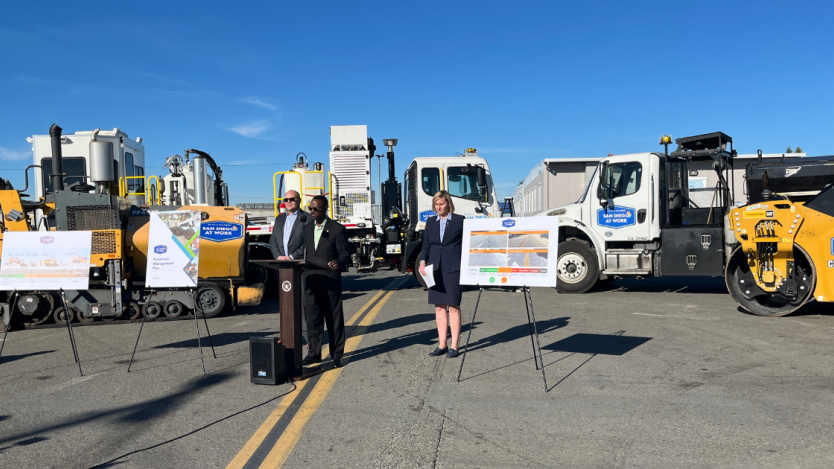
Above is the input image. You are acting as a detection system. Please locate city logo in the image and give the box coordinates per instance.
[154,245,167,254]
[597,206,636,229]
[502,219,516,228]
[282,281,292,292]
[419,210,437,222]
[40,236,54,244]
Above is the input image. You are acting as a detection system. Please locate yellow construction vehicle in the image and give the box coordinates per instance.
[725,155,834,316]
[1,124,264,329]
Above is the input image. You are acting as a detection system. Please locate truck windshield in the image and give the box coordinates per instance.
[447,166,482,201]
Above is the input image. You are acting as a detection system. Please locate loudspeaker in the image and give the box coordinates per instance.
[249,337,286,385]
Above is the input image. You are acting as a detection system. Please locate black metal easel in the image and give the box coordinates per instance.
[1,290,84,377]
[0,291,19,358]
[457,286,548,392]
[128,288,216,374]
[59,289,84,376]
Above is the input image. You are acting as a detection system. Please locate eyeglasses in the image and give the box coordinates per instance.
[309,206,325,212]
[284,197,299,202]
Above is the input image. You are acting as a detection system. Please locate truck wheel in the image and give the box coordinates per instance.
[556,240,599,294]
[195,284,227,318]
[411,250,427,289]
[413,265,428,290]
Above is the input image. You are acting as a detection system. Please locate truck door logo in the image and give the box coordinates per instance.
[701,234,711,250]
[686,255,697,270]
[419,210,437,222]
[200,221,243,242]
[597,206,636,229]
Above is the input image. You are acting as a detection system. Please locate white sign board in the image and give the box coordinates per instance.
[0,231,93,291]
[145,210,201,288]
[460,216,559,287]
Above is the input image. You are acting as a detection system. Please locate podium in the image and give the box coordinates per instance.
[251,258,325,380]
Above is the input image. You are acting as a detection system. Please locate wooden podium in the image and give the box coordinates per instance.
[251,259,323,380]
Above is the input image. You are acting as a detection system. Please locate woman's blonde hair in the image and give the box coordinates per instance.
[432,190,455,213]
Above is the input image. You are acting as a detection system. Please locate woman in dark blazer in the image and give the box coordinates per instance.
[419,190,465,358]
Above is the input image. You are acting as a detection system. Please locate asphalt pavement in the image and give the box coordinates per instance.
[1,272,834,468]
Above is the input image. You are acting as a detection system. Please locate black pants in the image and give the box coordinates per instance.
[304,274,346,360]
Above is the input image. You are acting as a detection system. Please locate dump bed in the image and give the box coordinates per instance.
[746,156,834,203]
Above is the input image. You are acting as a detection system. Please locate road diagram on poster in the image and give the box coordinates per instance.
[145,210,201,288]
[0,231,93,291]
[460,216,559,287]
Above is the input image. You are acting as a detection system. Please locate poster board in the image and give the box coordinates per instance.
[145,210,201,288]
[460,216,559,287]
[0,231,93,291]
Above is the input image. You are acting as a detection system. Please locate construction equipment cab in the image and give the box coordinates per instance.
[543,132,737,293]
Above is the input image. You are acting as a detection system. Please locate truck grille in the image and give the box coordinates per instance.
[66,206,120,230]
[91,231,117,255]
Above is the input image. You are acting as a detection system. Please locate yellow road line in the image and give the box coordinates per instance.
[227,277,404,469]
[225,378,312,469]
[257,289,397,468]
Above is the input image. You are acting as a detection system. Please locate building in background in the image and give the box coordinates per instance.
[514,153,806,217]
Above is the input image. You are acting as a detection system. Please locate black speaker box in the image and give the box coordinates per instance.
[249,337,287,385]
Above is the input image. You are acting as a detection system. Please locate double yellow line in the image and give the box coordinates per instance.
[227,275,407,469]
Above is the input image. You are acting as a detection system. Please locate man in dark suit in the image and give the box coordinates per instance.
[269,190,308,260]
[302,195,351,368]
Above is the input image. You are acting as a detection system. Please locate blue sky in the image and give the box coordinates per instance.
[1,1,832,203]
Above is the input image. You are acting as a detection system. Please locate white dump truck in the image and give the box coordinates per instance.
[540,132,739,294]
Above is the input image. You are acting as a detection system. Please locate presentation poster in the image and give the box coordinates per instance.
[460,216,559,287]
[0,231,93,291]
[146,210,201,288]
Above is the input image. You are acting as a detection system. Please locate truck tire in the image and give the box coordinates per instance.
[411,249,427,289]
[556,240,599,294]
[413,264,428,290]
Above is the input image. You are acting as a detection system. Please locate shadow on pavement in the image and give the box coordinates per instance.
[0,349,56,365]
[151,330,277,349]
[542,330,651,391]
[592,276,728,294]
[465,317,570,353]
[343,313,436,363]
[0,372,233,447]
[542,332,651,356]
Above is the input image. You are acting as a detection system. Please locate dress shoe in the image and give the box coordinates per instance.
[428,347,448,356]
[302,355,322,366]
[446,348,460,358]
[331,358,343,369]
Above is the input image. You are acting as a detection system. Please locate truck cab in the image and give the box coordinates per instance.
[542,132,736,292]
[400,149,500,283]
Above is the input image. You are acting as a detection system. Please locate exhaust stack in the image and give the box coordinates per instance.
[49,124,64,192]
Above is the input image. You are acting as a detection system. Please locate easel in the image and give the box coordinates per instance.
[127,288,216,374]
[457,285,549,392]
[0,289,84,376]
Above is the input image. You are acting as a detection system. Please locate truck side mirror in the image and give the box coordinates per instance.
[597,162,610,204]
[476,166,486,187]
